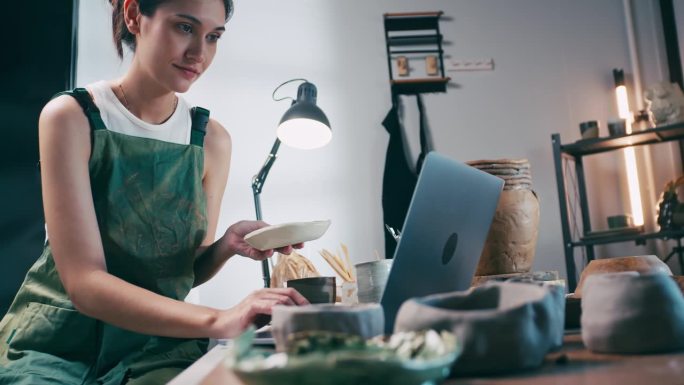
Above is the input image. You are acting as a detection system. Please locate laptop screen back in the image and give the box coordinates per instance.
[380,152,503,333]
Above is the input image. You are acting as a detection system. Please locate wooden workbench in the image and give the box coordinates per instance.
[189,333,684,385]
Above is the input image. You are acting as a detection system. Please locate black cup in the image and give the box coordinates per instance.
[608,119,626,137]
[287,277,336,304]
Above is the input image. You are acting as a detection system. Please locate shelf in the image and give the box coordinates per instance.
[390,49,444,55]
[384,12,443,32]
[559,121,684,157]
[387,35,442,46]
[391,77,450,94]
[552,119,684,292]
[384,11,447,95]
[572,229,684,247]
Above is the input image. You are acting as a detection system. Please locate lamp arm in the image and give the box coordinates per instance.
[251,138,282,197]
[251,137,282,288]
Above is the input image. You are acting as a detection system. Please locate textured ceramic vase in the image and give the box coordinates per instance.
[271,304,384,352]
[581,272,684,354]
[394,282,564,375]
[476,188,540,275]
[573,255,671,297]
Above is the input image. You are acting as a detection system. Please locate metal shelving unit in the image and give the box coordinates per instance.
[552,122,684,292]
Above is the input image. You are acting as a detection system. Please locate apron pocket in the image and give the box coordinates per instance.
[8,302,97,361]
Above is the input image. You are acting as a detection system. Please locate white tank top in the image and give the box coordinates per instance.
[86,80,192,145]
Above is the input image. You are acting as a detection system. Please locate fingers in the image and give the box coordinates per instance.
[252,288,310,306]
[229,220,270,238]
[247,291,301,317]
[274,242,304,255]
[290,289,310,305]
[262,287,309,306]
[249,249,274,261]
[275,245,293,255]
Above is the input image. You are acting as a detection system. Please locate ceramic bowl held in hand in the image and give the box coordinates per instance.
[287,277,336,304]
[244,220,331,251]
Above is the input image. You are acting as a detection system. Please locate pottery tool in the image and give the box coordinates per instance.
[319,248,354,282]
[341,243,355,281]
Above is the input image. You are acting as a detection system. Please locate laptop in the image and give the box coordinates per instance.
[380,151,503,333]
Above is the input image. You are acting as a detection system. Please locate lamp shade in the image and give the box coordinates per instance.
[276,82,331,150]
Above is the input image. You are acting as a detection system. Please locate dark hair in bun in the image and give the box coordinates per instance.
[110,0,234,58]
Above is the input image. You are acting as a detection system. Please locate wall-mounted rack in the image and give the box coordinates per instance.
[383,11,450,95]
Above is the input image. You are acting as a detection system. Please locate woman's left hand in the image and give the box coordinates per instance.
[224,220,304,260]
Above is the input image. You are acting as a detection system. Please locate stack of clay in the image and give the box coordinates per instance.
[466,159,540,276]
[467,159,532,191]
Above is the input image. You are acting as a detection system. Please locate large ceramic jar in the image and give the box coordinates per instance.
[467,159,540,276]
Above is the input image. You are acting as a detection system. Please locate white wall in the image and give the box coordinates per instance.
[78,0,681,309]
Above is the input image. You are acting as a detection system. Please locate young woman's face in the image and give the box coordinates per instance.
[134,0,226,92]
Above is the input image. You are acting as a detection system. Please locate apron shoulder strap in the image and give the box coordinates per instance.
[53,88,107,132]
[190,106,209,147]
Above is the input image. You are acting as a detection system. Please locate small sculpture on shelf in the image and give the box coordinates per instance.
[644,82,684,126]
[658,176,684,231]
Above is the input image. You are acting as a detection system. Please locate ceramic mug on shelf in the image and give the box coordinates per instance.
[607,119,627,137]
[607,214,633,229]
[579,120,600,140]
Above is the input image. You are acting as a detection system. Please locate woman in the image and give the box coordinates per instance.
[0,0,308,383]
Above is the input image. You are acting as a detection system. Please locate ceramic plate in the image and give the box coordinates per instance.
[244,220,331,251]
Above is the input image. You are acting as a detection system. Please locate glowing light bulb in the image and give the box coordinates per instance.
[615,85,632,127]
[614,70,643,226]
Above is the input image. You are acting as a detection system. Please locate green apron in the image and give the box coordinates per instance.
[0,88,211,384]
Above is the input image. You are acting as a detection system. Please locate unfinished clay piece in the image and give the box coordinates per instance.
[581,272,684,354]
[394,282,564,375]
[271,304,384,352]
[467,159,539,275]
[573,255,671,297]
[476,188,540,275]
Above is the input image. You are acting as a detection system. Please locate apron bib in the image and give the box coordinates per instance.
[0,88,210,384]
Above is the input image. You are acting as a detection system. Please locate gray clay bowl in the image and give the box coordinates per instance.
[581,272,684,354]
[394,282,565,375]
[272,304,384,352]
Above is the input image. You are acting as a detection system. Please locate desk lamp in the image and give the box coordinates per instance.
[252,79,331,288]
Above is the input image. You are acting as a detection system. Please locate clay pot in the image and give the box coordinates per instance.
[475,188,540,275]
[581,272,684,354]
[394,282,565,375]
[271,304,384,352]
[574,255,671,298]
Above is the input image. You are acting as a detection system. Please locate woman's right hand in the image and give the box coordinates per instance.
[215,288,309,338]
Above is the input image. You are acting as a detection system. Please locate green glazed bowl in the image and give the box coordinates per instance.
[226,328,460,385]
[233,349,459,385]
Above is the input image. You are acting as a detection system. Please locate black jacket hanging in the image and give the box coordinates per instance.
[381,94,432,259]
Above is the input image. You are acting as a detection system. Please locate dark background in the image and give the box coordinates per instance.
[0,1,78,315]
